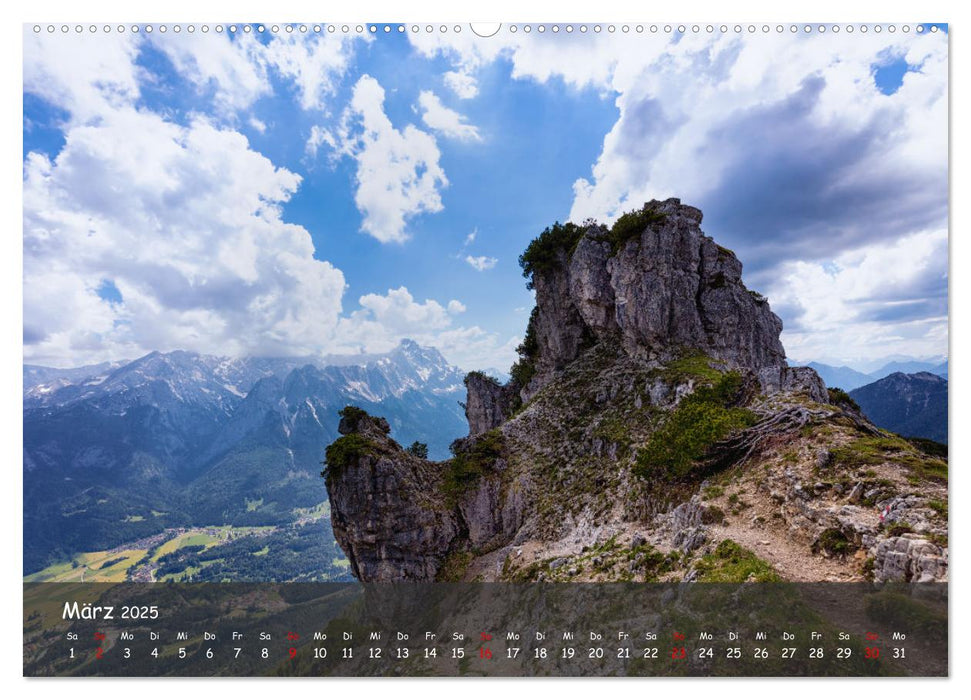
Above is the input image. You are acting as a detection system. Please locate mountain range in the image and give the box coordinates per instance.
[799,359,948,391]
[23,340,468,575]
[850,372,948,444]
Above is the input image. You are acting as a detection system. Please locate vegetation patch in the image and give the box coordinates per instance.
[443,430,505,502]
[509,307,539,389]
[926,499,948,518]
[906,437,948,460]
[708,272,728,289]
[828,434,947,483]
[435,550,474,582]
[703,506,726,525]
[862,556,876,581]
[634,371,757,480]
[337,404,368,425]
[322,434,381,480]
[98,556,127,570]
[653,352,726,384]
[827,387,860,412]
[694,540,780,582]
[406,441,429,459]
[518,222,585,288]
[464,371,500,387]
[598,203,666,256]
[813,528,854,558]
[885,522,914,537]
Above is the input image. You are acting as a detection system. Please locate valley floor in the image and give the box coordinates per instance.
[24,502,350,584]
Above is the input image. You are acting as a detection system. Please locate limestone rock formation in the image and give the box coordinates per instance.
[324,410,461,581]
[323,199,947,585]
[522,199,799,398]
[463,372,518,436]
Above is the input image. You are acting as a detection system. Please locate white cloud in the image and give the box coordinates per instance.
[23,108,347,365]
[464,229,477,246]
[249,117,267,133]
[332,287,511,370]
[417,91,481,141]
[409,30,622,94]
[356,287,453,332]
[151,30,367,116]
[765,229,948,364]
[151,31,270,115]
[465,255,498,271]
[408,30,947,246]
[305,124,335,158]
[23,28,141,123]
[444,69,478,99]
[431,328,520,373]
[565,32,948,255]
[21,29,503,373]
[324,75,448,243]
[261,32,366,111]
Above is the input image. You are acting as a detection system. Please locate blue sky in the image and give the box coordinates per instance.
[23,24,949,370]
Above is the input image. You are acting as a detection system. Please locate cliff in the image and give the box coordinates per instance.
[324,199,947,585]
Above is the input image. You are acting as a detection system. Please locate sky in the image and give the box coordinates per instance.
[22,23,949,371]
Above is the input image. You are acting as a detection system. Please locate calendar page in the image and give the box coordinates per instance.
[22,21,948,678]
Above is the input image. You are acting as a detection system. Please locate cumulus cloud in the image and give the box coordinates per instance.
[150,31,271,115]
[305,124,334,158]
[417,91,482,141]
[764,229,948,365]
[261,31,366,111]
[23,31,502,372]
[465,255,498,271]
[334,287,514,371]
[324,75,448,243]
[568,33,948,278]
[444,69,478,99]
[22,30,353,366]
[23,28,141,122]
[149,30,367,117]
[408,30,947,262]
[23,108,346,365]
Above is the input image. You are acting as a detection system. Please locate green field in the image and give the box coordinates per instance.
[24,548,147,583]
[151,532,221,561]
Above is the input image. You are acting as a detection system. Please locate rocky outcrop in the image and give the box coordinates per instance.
[463,372,518,436]
[873,535,948,583]
[524,199,796,398]
[325,412,461,581]
[323,198,947,585]
[325,411,526,581]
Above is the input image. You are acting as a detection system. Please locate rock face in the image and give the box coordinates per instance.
[527,199,793,397]
[326,412,527,581]
[323,198,946,585]
[873,535,948,583]
[464,373,518,436]
[325,413,461,582]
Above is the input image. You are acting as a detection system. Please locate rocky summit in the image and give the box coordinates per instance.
[324,199,948,585]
